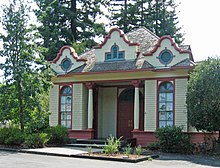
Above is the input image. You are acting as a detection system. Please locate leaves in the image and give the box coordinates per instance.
[187,58,220,132]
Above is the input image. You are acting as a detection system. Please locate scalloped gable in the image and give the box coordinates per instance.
[50,46,86,75]
[94,28,140,62]
[143,36,194,67]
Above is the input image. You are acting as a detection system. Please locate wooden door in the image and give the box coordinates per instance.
[117,89,134,139]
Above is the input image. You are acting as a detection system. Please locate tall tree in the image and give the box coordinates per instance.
[186,58,220,142]
[109,0,184,44]
[34,0,106,61]
[0,0,51,131]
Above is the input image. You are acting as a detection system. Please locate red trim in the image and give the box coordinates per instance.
[143,36,193,60]
[94,28,139,49]
[57,66,193,78]
[51,46,87,64]
[85,82,96,89]
[131,80,142,88]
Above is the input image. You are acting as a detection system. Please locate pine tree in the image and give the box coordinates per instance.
[0,0,51,131]
[34,0,106,61]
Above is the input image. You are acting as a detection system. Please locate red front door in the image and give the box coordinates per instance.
[117,89,134,139]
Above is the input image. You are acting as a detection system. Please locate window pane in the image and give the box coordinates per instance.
[118,52,124,59]
[60,104,65,111]
[106,53,111,60]
[159,112,166,120]
[66,96,72,103]
[166,112,173,120]
[166,103,173,111]
[61,121,65,126]
[166,93,173,101]
[66,104,71,111]
[66,121,71,129]
[61,96,66,103]
[159,103,166,111]
[159,121,166,128]
[167,121,173,126]
[159,93,166,102]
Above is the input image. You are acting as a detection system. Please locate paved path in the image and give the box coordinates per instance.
[0,150,220,168]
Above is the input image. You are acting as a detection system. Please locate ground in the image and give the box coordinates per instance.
[1,151,220,168]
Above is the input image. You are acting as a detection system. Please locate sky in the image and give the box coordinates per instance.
[0,0,220,63]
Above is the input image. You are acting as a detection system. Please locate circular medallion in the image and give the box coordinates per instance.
[61,58,72,71]
[159,49,173,65]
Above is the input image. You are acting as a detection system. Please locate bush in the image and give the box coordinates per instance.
[148,142,160,151]
[135,145,142,156]
[45,125,68,145]
[0,127,25,146]
[103,136,121,155]
[24,133,49,148]
[155,126,194,153]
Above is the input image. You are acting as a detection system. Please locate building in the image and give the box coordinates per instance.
[49,27,209,146]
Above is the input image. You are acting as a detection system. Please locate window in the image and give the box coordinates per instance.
[105,43,125,61]
[60,58,72,71]
[158,82,174,128]
[158,49,173,65]
[60,86,72,129]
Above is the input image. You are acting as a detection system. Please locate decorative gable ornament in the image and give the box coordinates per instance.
[50,46,86,75]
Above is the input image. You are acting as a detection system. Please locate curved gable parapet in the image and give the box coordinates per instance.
[94,28,140,49]
[51,46,87,64]
[143,36,193,59]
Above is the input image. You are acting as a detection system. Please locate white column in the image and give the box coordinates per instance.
[88,88,93,129]
[134,87,140,130]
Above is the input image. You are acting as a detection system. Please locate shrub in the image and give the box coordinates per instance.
[124,144,132,157]
[24,133,49,148]
[135,145,142,156]
[0,127,25,146]
[45,125,68,145]
[103,136,121,155]
[155,126,194,153]
[148,142,160,151]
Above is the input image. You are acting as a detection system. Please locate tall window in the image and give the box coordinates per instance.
[105,43,124,61]
[60,86,72,129]
[158,82,174,128]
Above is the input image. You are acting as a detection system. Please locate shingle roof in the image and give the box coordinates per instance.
[172,58,196,67]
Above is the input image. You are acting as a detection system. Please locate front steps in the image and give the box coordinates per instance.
[66,138,136,149]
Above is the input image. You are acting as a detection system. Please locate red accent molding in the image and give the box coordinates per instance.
[85,82,96,89]
[94,28,140,49]
[131,80,142,88]
[143,36,193,60]
[51,46,87,64]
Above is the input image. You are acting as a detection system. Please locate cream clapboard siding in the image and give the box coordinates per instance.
[49,85,59,126]
[175,78,188,131]
[72,83,88,130]
[145,80,157,131]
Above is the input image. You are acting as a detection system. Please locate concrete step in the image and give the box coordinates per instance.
[65,143,106,149]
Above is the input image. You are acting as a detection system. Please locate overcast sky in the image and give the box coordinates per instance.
[0,0,220,63]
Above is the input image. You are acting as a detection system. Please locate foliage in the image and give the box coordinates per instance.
[87,146,93,156]
[147,142,160,151]
[155,126,194,153]
[45,125,69,145]
[135,145,142,156]
[24,133,49,148]
[109,0,184,44]
[34,0,107,61]
[124,144,132,157]
[0,127,25,146]
[186,58,220,141]
[103,136,121,155]
[0,0,52,131]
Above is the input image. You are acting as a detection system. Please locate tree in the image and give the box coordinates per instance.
[0,0,51,131]
[109,0,184,44]
[186,58,220,141]
[34,0,106,61]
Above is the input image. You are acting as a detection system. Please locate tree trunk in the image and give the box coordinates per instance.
[71,0,77,41]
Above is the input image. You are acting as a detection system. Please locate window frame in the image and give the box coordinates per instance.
[157,81,175,128]
[105,43,125,61]
[59,85,72,129]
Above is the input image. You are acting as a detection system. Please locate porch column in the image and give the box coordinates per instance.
[132,80,142,130]
[85,82,95,130]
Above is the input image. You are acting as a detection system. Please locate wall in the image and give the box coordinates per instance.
[98,87,117,138]
[72,83,87,130]
[144,80,157,131]
[49,85,59,126]
[175,78,188,131]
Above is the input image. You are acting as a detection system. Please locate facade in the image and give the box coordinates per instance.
[49,27,206,146]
